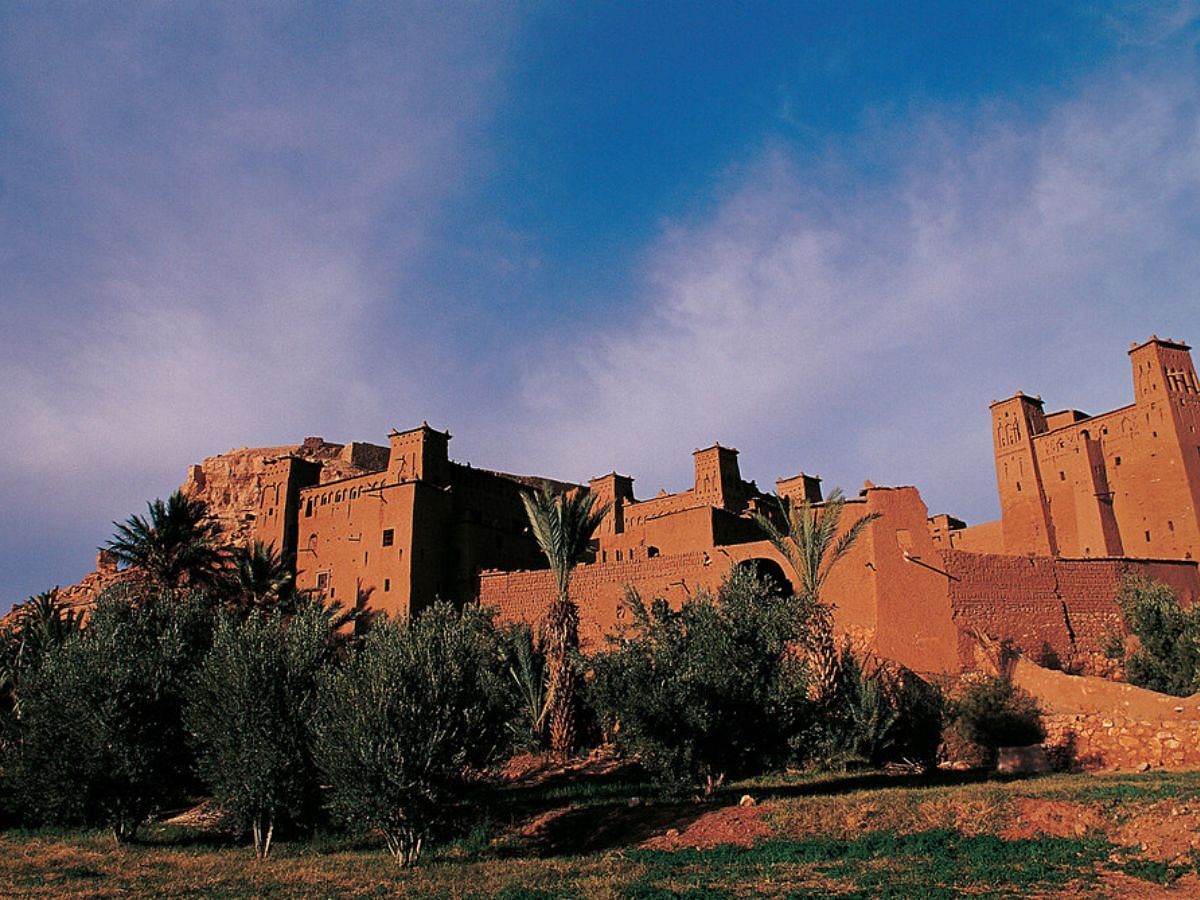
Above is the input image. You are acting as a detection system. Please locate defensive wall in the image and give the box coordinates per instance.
[944,550,1200,674]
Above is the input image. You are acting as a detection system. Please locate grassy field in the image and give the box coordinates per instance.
[4,767,1200,897]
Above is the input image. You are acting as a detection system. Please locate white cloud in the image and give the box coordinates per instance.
[0,6,516,600]
[512,69,1200,518]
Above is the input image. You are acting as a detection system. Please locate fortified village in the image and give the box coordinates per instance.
[60,336,1200,692]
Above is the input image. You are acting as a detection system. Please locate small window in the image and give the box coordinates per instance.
[329,587,335,598]
[1016,482,1022,492]
[316,572,329,589]
[1115,457,1122,466]
[364,551,369,565]
[384,578,391,592]
[382,529,394,547]
[305,499,313,517]
[1059,471,1066,481]
[648,546,660,558]
[602,550,607,562]
[629,548,635,560]
[1168,521,1175,532]
[1145,530,1152,542]
[616,549,623,561]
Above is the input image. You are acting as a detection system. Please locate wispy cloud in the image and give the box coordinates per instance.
[511,66,1200,517]
[0,5,517,601]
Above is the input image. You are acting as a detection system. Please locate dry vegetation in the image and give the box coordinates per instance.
[4,767,1200,897]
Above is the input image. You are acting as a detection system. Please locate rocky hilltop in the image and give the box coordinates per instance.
[47,437,390,613]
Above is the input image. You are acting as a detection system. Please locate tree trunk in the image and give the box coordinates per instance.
[384,825,424,867]
[544,592,580,757]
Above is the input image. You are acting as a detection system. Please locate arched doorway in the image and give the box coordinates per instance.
[736,557,793,597]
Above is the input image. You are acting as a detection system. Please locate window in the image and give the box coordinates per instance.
[1115,457,1122,466]
[1145,530,1152,542]
[1016,482,1022,492]
[364,551,369,565]
[305,499,313,517]
[384,578,391,592]
[382,529,394,547]
[1059,471,1066,481]
[1168,521,1175,532]
[316,572,329,589]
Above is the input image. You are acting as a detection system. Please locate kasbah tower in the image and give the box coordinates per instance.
[55,336,1200,680]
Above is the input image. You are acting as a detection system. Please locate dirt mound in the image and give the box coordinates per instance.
[500,750,632,786]
[1113,799,1200,863]
[1000,797,1107,841]
[640,803,772,851]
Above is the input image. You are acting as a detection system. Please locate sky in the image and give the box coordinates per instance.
[2,2,1200,609]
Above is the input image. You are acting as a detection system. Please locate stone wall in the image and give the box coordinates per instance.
[1012,656,1200,770]
[1044,714,1200,770]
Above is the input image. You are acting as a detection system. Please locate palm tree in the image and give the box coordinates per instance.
[224,541,296,614]
[0,589,83,717]
[105,490,225,593]
[751,488,879,703]
[520,483,609,756]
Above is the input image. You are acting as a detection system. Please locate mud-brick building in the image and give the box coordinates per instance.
[935,336,1200,561]
[249,423,575,619]
[45,335,1200,679]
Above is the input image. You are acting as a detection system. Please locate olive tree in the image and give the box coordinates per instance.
[8,585,212,842]
[186,602,334,857]
[311,602,511,866]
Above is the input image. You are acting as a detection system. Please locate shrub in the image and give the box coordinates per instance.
[186,601,335,857]
[311,602,511,866]
[6,585,213,841]
[587,567,813,792]
[1117,575,1200,697]
[816,652,944,769]
[951,675,1044,760]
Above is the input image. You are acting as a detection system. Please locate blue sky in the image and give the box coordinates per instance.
[3,2,1200,609]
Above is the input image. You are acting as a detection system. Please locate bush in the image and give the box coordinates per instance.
[186,601,335,857]
[951,675,1044,760]
[6,585,213,841]
[311,602,511,866]
[587,567,813,792]
[1117,576,1200,697]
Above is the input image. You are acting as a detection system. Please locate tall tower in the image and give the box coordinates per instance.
[1129,336,1200,402]
[693,444,743,510]
[588,472,635,535]
[387,422,451,486]
[991,392,1057,555]
[1126,337,1200,559]
[252,456,321,561]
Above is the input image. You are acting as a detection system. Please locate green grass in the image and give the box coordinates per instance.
[623,831,1110,898]
[4,769,1200,897]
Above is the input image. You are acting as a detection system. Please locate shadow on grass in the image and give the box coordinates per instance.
[490,766,1030,859]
